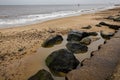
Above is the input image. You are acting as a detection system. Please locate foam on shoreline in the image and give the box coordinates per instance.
[0,5,116,28]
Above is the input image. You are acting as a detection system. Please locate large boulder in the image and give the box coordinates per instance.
[80,37,91,45]
[99,22,120,30]
[45,49,79,76]
[42,35,63,47]
[100,31,115,39]
[66,42,88,53]
[28,69,54,80]
[67,30,89,41]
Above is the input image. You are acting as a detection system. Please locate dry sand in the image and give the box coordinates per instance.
[0,7,120,80]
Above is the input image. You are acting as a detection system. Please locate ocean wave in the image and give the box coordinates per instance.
[0,10,81,26]
[0,6,115,27]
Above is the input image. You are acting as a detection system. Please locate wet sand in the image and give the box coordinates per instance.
[0,7,120,80]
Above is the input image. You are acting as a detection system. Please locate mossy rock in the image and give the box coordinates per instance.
[28,69,54,80]
[45,49,79,76]
[100,31,114,39]
[88,32,98,36]
[42,35,63,47]
[80,37,91,45]
[66,42,88,53]
[67,30,89,41]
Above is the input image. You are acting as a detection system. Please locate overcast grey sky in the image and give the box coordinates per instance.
[0,0,120,5]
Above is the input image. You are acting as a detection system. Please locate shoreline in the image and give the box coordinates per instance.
[0,5,116,29]
[0,7,120,80]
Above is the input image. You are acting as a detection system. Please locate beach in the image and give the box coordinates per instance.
[0,7,120,80]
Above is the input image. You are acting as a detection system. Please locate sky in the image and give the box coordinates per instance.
[0,0,120,5]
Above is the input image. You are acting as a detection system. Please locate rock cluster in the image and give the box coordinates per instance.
[42,30,99,77]
[99,22,120,30]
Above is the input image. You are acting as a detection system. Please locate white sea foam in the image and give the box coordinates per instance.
[0,5,116,28]
[0,11,76,25]
[0,11,81,27]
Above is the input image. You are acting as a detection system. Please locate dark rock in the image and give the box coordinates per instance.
[116,14,120,16]
[113,16,120,22]
[88,32,98,36]
[66,42,88,53]
[96,24,102,27]
[100,31,115,39]
[105,15,120,22]
[0,55,5,61]
[80,37,91,45]
[67,30,97,42]
[28,69,54,80]
[99,22,120,30]
[81,25,92,29]
[42,35,63,47]
[45,49,79,76]
[106,16,114,20]
[18,47,25,52]
[67,30,89,41]
[18,47,24,52]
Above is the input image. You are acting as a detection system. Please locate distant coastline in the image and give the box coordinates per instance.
[114,4,120,6]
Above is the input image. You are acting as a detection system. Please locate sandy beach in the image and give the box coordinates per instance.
[0,7,120,80]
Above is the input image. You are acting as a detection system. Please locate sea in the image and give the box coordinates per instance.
[0,4,116,28]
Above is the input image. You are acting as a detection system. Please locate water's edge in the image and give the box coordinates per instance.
[0,5,116,29]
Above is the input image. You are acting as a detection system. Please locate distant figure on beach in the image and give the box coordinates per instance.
[77,4,80,6]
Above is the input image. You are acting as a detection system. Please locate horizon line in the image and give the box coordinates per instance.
[0,3,115,5]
